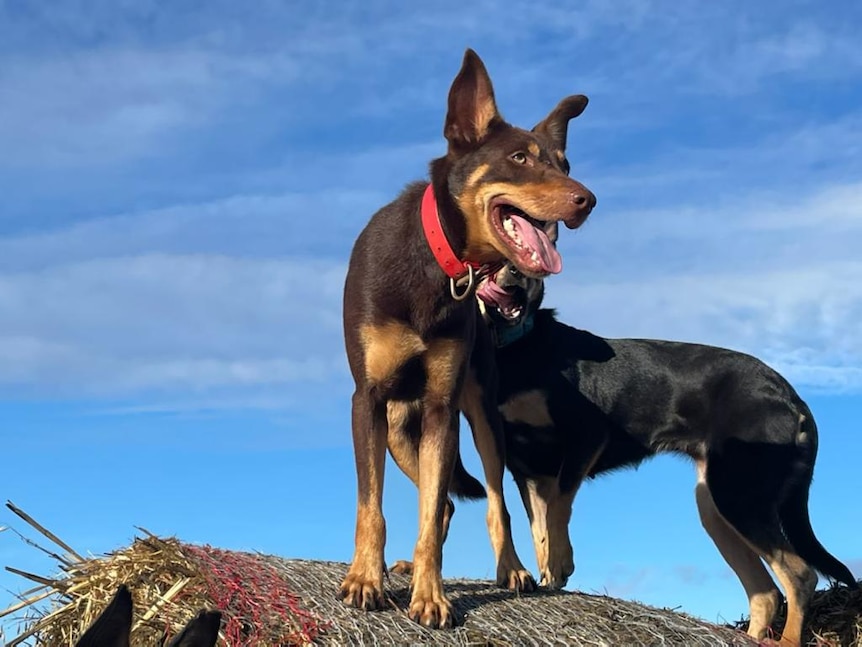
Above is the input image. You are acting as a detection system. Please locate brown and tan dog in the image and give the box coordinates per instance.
[339,49,595,628]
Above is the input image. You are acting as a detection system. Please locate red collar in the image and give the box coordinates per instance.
[421,183,482,280]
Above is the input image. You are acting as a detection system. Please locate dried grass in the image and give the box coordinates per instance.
[1,531,326,646]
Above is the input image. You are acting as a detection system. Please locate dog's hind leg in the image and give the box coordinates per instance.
[461,369,536,592]
[339,389,389,611]
[386,400,456,576]
[694,459,781,641]
[706,444,818,647]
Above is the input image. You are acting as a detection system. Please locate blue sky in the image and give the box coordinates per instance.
[2,0,861,636]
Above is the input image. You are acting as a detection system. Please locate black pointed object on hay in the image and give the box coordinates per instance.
[75,584,133,647]
[166,609,222,647]
[73,583,222,647]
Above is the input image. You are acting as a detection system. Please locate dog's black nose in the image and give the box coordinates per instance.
[563,185,596,229]
[572,190,596,210]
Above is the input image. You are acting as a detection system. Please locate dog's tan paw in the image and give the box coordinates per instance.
[408,593,455,629]
[338,571,385,611]
[498,567,537,592]
[389,559,414,575]
[540,555,574,589]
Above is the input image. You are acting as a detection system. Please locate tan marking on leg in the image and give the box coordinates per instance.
[340,392,388,611]
[534,443,605,589]
[407,339,468,628]
[499,389,554,427]
[386,399,455,576]
[546,485,576,588]
[527,142,541,157]
[766,552,817,647]
[424,338,464,401]
[694,460,781,641]
[360,321,425,385]
[460,370,534,592]
[387,400,420,441]
[515,477,549,584]
[387,398,457,568]
[515,476,576,589]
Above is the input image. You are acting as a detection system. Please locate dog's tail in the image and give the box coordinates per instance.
[779,409,858,588]
[450,455,486,500]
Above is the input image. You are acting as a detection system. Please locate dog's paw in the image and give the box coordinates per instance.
[338,571,385,611]
[498,567,537,593]
[540,556,574,589]
[539,570,569,589]
[408,592,456,629]
[389,559,414,575]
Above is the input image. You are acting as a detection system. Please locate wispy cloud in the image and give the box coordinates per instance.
[601,564,653,598]
[549,259,862,393]
[0,254,347,402]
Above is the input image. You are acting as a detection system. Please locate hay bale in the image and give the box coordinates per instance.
[2,532,755,647]
[1,503,857,646]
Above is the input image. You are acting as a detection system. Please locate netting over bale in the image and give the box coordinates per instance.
[1,504,859,646]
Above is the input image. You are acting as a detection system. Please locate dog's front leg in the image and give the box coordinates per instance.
[339,389,388,611]
[514,475,575,589]
[407,338,465,628]
[460,370,536,592]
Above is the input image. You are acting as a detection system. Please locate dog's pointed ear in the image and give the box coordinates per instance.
[532,95,589,152]
[75,585,133,647]
[444,49,502,150]
[167,610,222,647]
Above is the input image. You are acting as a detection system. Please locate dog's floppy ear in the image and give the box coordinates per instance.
[167,610,222,647]
[444,48,502,150]
[532,95,589,152]
[75,585,133,647]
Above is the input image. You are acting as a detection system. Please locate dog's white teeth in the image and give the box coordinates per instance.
[503,218,522,243]
[530,251,539,262]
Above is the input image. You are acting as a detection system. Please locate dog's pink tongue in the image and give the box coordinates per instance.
[509,215,562,274]
[476,278,511,309]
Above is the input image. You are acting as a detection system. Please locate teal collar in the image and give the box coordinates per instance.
[492,312,535,348]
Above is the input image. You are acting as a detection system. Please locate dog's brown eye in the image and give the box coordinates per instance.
[511,152,528,164]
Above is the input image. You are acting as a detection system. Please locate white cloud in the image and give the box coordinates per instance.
[0,47,302,168]
[548,259,862,393]
[0,188,390,271]
[0,254,348,399]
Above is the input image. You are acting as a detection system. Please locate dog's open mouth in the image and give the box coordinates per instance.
[490,200,562,276]
[476,274,527,322]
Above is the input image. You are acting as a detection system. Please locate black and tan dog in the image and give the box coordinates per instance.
[75,584,221,647]
[477,264,858,647]
[340,49,596,628]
